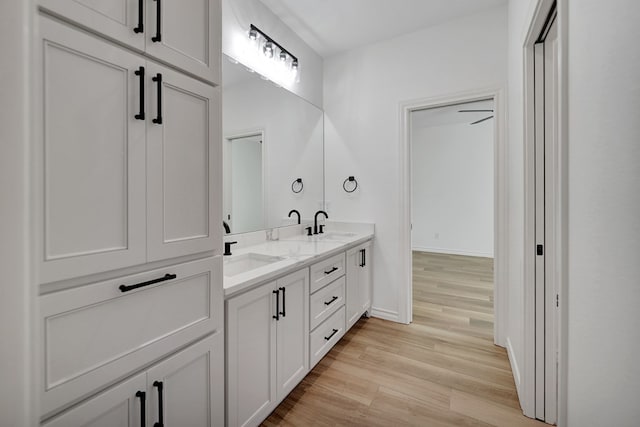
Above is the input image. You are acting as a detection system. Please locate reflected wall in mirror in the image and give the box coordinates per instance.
[223,55,324,234]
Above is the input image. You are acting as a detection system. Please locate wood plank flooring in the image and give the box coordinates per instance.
[262,251,543,426]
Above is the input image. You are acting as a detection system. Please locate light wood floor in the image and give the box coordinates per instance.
[262,252,544,426]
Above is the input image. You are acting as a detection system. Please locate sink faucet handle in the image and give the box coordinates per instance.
[319,224,325,234]
[305,226,313,236]
[223,241,238,256]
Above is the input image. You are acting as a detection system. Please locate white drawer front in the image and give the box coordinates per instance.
[309,306,345,368]
[40,257,222,416]
[310,276,345,331]
[310,253,345,294]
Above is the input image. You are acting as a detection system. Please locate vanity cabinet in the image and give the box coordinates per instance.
[37,16,221,283]
[346,241,373,329]
[38,0,221,83]
[43,333,223,427]
[226,269,309,427]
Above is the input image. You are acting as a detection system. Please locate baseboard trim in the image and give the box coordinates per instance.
[506,337,522,401]
[412,246,494,258]
[370,307,401,323]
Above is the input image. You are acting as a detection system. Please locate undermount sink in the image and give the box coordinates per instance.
[317,231,357,240]
[223,253,286,277]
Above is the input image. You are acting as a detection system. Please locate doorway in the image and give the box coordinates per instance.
[223,131,266,233]
[399,89,508,347]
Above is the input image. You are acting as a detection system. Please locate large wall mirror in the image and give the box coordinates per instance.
[223,55,324,234]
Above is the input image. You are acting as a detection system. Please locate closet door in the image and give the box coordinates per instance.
[145,62,221,261]
[37,17,146,283]
[145,0,221,83]
[39,0,146,51]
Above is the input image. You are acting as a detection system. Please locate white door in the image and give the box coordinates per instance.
[230,134,264,233]
[534,9,559,424]
[146,333,224,427]
[146,62,221,261]
[145,0,221,83]
[37,17,146,283]
[42,373,146,427]
[39,0,146,51]
[275,270,309,400]
[226,282,278,427]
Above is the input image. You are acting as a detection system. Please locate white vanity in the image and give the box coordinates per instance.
[224,223,374,427]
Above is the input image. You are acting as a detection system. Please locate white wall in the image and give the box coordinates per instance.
[0,1,36,425]
[223,76,324,229]
[411,120,494,257]
[324,6,507,321]
[222,0,323,107]
[565,1,640,425]
[505,0,534,405]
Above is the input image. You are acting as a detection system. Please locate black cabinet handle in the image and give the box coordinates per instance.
[324,296,338,306]
[152,73,162,124]
[324,328,339,341]
[359,249,365,267]
[133,0,143,33]
[273,289,280,321]
[135,391,146,427]
[324,266,338,275]
[153,381,164,427]
[282,288,286,318]
[119,273,176,293]
[134,66,145,120]
[363,249,366,267]
[152,0,161,42]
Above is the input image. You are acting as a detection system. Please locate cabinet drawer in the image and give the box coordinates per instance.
[310,276,345,331]
[40,257,222,416]
[309,306,345,368]
[310,253,345,294]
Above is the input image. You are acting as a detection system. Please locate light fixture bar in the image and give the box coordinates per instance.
[250,24,298,65]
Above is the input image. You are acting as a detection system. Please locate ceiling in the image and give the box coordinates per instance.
[411,99,495,128]
[260,0,507,57]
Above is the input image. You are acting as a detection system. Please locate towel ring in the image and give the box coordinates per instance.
[343,176,358,193]
[291,178,303,193]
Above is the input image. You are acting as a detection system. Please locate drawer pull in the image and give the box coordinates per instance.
[134,66,145,120]
[152,0,161,42]
[133,0,143,33]
[324,266,338,275]
[273,289,280,321]
[153,381,164,427]
[324,328,339,341]
[324,296,338,306]
[135,391,146,427]
[119,273,176,293]
[152,73,163,124]
[279,286,286,318]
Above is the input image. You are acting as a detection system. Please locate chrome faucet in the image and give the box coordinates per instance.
[313,210,328,235]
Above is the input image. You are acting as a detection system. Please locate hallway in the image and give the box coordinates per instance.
[262,252,542,426]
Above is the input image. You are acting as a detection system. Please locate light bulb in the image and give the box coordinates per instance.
[279,51,287,62]
[263,41,274,58]
[248,28,257,41]
[291,59,299,71]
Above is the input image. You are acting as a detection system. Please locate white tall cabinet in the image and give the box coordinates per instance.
[34,0,223,425]
[346,241,373,330]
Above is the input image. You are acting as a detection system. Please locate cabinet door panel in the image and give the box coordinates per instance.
[360,242,373,314]
[145,0,220,83]
[276,269,309,400]
[146,63,221,261]
[345,247,361,330]
[42,373,146,427]
[226,283,277,427]
[39,0,145,51]
[37,17,146,283]
[147,333,224,427]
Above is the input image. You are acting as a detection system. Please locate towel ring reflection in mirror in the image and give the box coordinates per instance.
[291,178,303,193]
[343,176,358,193]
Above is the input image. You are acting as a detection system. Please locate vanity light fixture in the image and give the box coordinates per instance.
[248,24,299,71]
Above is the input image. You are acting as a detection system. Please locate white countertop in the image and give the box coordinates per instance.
[223,222,374,298]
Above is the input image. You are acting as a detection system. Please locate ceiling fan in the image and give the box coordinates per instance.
[458,109,494,125]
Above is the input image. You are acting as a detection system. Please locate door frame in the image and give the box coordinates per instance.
[223,129,267,232]
[522,0,567,423]
[398,87,508,346]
